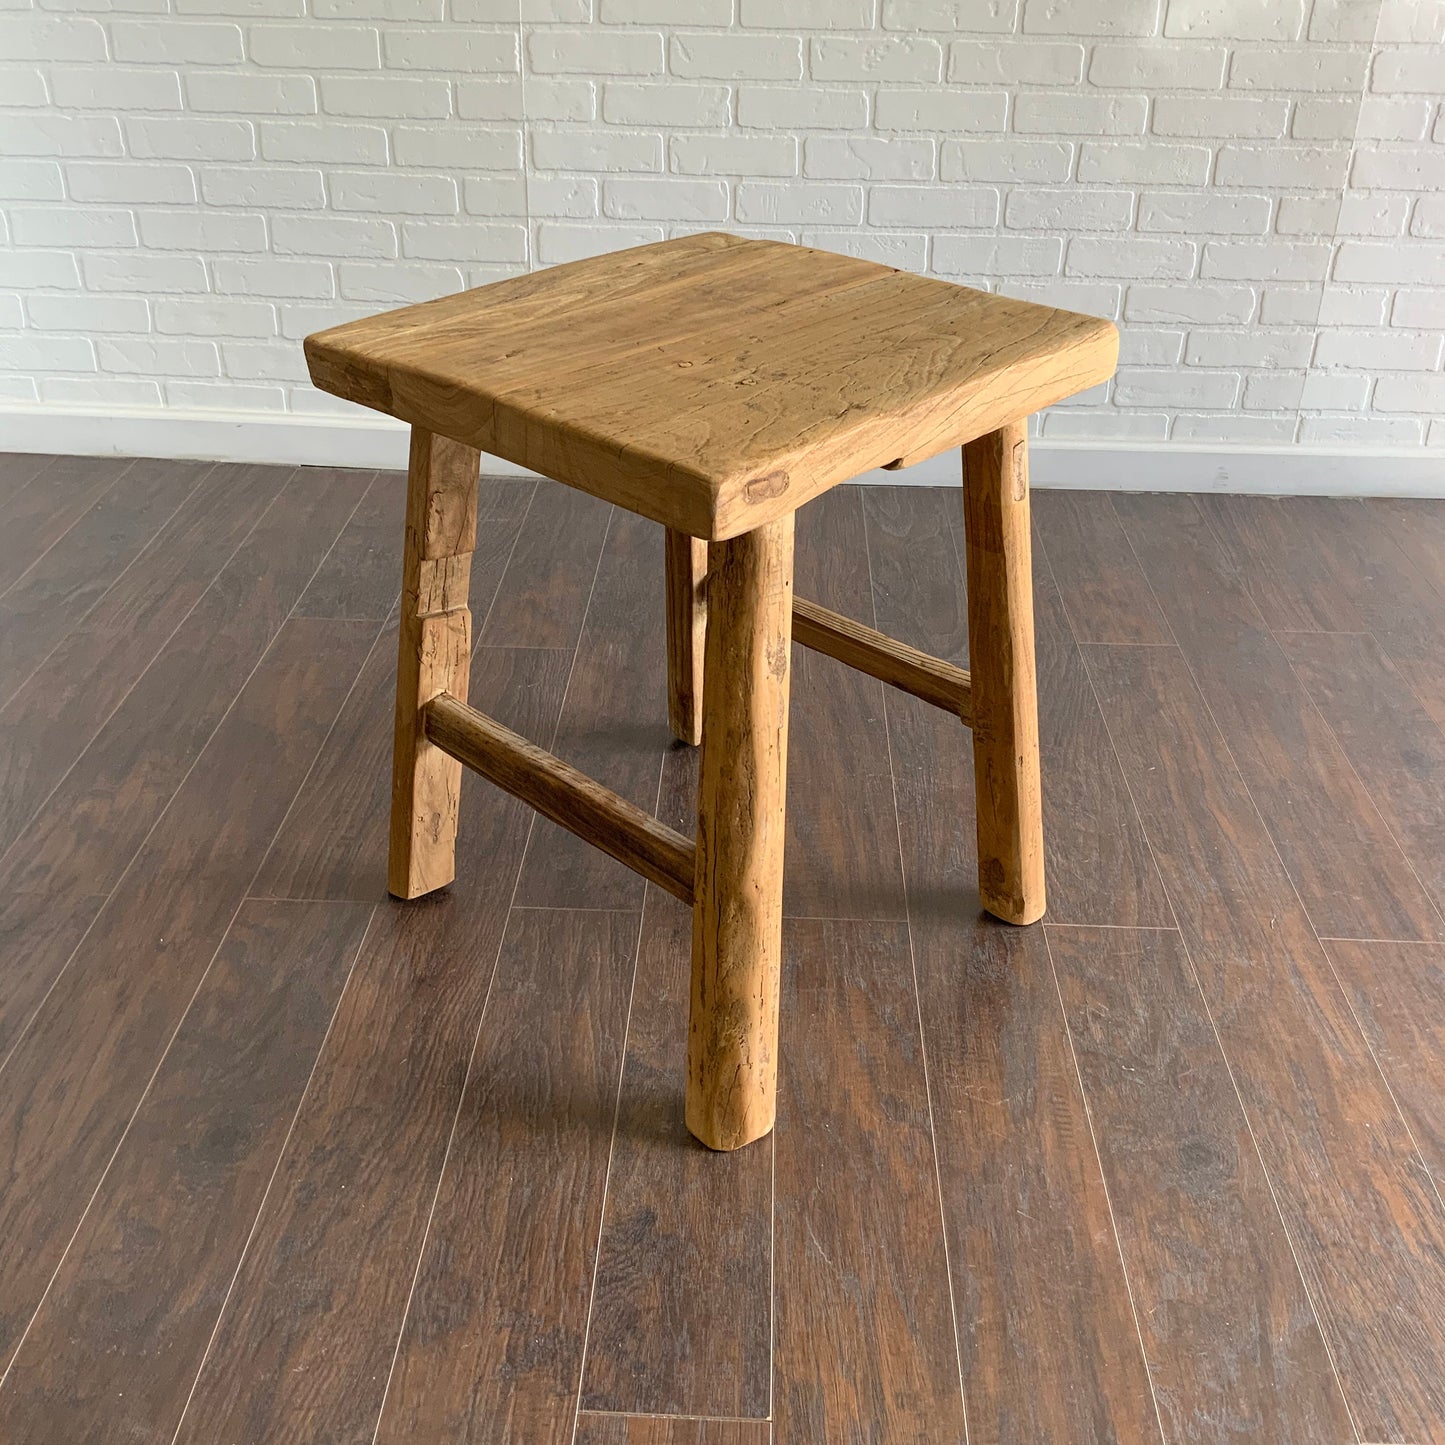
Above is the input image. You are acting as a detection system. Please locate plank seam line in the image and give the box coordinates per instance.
[474,474,541,646]
[1041,923,1173,1445]
[168,901,380,1445]
[0,465,338,1084]
[568,526,673,1434]
[567,751,662,1440]
[0,454,58,523]
[1317,936,1445,946]
[577,1409,771,1424]
[0,460,214,716]
[1190,496,1445,938]
[1171,498,1445,1213]
[0,480,376,1393]
[367,502,615,1444]
[1266,620,1445,940]
[1042,922,1181,932]
[1032,515,1171,1445]
[0,456,138,608]
[860,487,971,1445]
[1101,492,1366,1437]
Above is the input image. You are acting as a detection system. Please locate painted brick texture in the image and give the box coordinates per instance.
[0,0,1441,445]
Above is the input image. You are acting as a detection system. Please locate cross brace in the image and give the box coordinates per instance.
[421,600,970,904]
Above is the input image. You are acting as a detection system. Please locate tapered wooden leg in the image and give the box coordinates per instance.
[961,420,1046,925]
[388,427,481,900]
[686,515,793,1151]
[664,527,708,746]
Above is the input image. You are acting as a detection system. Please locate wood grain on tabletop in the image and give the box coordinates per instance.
[306,232,1118,539]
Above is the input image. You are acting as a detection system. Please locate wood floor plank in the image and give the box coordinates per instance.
[80,461,294,634]
[374,907,638,1444]
[1277,629,1445,915]
[172,647,573,1445]
[0,464,369,902]
[0,455,131,595]
[0,625,176,890]
[575,1414,770,1445]
[0,452,57,512]
[859,484,971,662]
[0,457,203,702]
[1032,489,1172,644]
[581,743,772,1423]
[894,722,1161,1445]
[0,615,375,1369]
[1048,924,1353,1443]
[0,897,372,1442]
[1,459,1439,1441]
[290,465,392,618]
[1360,499,1445,727]
[1200,493,1445,732]
[1322,938,1445,1188]
[866,484,1160,1442]
[1194,495,1371,635]
[254,475,538,903]
[1111,492,1443,944]
[479,479,612,649]
[1032,517,1173,927]
[0,471,369,1059]
[772,917,967,1443]
[1372,496,1445,594]
[516,507,671,911]
[1085,640,1445,1443]
[250,629,397,903]
[0,886,110,1062]
[787,486,907,921]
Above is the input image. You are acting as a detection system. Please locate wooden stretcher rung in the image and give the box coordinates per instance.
[423,692,697,906]
[791,595,973,723]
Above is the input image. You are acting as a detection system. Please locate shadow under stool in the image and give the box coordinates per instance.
[303,231,1119,1153]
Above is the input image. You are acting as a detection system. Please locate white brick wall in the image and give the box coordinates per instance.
[1,0,1443,449]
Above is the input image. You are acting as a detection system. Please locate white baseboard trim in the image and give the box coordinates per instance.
[3,402,1443,497]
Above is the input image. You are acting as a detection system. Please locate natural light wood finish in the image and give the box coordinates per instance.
[792,595,973,721]
[388,428,480,901]
[319,234,1115,1151]
[962,422,1045,925]
[424,693,697,905]
[664,528,708,747]
[305,232,1118,541]
[687,516,794,1153]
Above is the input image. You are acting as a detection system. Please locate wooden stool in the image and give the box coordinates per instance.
[304,232,1117,1152]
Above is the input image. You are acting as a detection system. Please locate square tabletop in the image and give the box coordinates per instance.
[305,231,1117,540]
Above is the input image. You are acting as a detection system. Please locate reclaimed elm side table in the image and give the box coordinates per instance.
[304,231,1118,1152]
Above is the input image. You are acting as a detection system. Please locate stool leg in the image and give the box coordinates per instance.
[664,527,708,746]
[961,420,1046,926]
[388,427,481,901]
[686,515,794,1152]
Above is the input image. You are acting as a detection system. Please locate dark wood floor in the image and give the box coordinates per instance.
[0,450,1443,1444]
